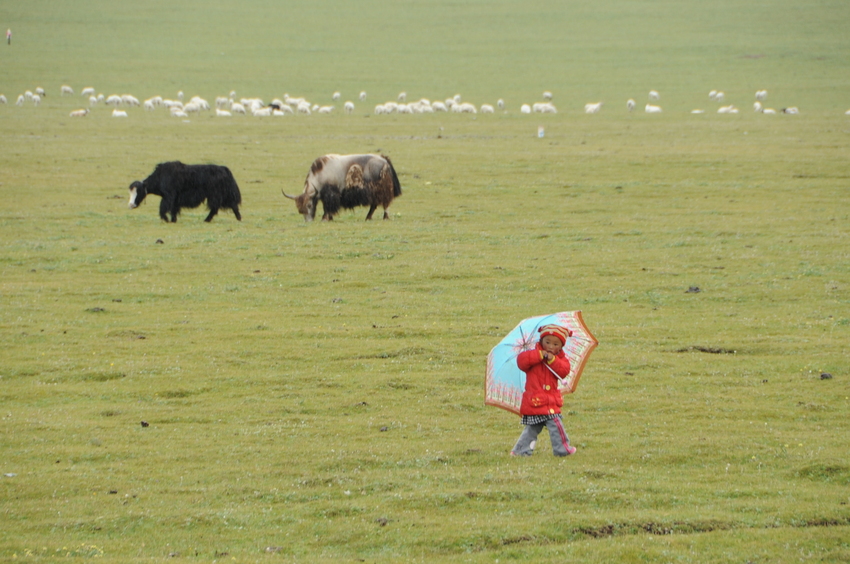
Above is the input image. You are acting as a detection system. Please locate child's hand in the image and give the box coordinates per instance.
[542,351,553,362]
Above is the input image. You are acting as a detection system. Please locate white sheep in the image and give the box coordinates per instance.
[296,102,311,115]
[717,105,738,114]
[122,94,140,106]
[755,89,768,101]
[715,91,725,102]
[584,102,603,114]
[253,107,272,117]
[216,109,232,117]
[845,109,850,115]
[0,94,6,104]
[432,101,448,112]
[709,90,718,101]
[344,101,355,114]
[480,104,495,113]
[782,107,799,114]
[61,85,74,96]
[230,103,246,114]
[25,90,33,101]
[171,110,188,118]
[359,91,367,101]
[332,91,341,101]
[691,109,705,114]
[81,87,95,97]
[32,94,41,106]
[533,102,557,113]
[177,91,184,101]
[318,105,334,114]
[453,94,462,104]
[69,108,89,117]
[458,102,477,113]
[754,101,762,112]
[649,90,659,101]
[497,99,505,109]
[645,103,662,113]
[627,99,636,112]
[183,102,202,114]
[520,104,531,114]
[762,108,777,115]
[215,96,230,108]
[189,96,209,110]
[543,91,553,100]
[398,91,407,102]
[105,95,122,106]
[16,94,24,106]
[112,109,128,117]
[277,104,294,115]
[35,87,45,97]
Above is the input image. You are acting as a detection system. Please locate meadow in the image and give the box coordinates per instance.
[1,1,849,562]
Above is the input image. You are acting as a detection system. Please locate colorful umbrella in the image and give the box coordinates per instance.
[485,311,599,415]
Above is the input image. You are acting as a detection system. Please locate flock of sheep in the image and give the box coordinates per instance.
[4,84,848,117]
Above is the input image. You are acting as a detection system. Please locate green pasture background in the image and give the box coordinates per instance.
[1,1,849,562]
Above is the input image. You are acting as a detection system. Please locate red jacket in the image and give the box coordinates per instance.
[517,344,571,416]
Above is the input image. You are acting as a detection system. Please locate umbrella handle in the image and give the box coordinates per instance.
[543,362,567,385]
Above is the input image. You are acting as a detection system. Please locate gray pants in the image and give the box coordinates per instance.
[512,419,571,456]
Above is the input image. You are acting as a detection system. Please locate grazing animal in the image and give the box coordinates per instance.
[649,90,660,101]
[128,161,243,222]
[627,99,636,112]
[584,102,603,114]
[69,108,89,117]
[645,103,663,113]
[283,154,401,221]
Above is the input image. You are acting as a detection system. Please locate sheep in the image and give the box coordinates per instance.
[398,91,407,102]
[397,103,413,114]
[297,102,311,115]
[453,94,462,104]
[97,94,105,103]
[144,99,156,111]
[645,104,663,113]
[189,96,209,110]
[520,104,532,114]
[171,110,188,118]
[458,102,477,113]
[715,91,725,102]
[762,108,777,115]
[533,102,557,114]
[754,101,762,112]
[845,109,850,115]
[163,99,183,110]
[782,107,799,114]
[359,91,367,101]
[230,103,246,114]
[25,91,33,101]
[69,108,89,117]
[106,95,122,106]
[0,94,6,104]
[16,94,24,106]
[216,109,232,117]
[81,87,95,97]
[374,104,386,115]
[627,99,636,112]
[709,90,718,101]
[183,102,201,114]
[332,91,341,101]
[691,109,705,114]
[272,109,287,116]
[344,101,355,114]
[112,109,128,117]
[318,105,334,114]
[480,104,495,113]
[215,96,230,108]
[35,87,45,97]
[584,102,603,114]
[717,105,738,114]
[755,89,768,101]
[61,85,74,96]
[543,91,553,101]
[122,94,140,107]
[177,91,184,101]
[432,101,448,112]
[497,99,505,109]
[649,90,660,101]
[144,96,162,109]
[32,94,41,106]
[252,107,272,117]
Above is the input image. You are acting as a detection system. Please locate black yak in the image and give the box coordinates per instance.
[128,161,242,222]
[283,154,401,221]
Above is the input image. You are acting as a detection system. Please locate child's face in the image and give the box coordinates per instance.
[540,335,564,354]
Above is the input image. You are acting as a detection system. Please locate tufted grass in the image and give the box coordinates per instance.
[1,0,849,562]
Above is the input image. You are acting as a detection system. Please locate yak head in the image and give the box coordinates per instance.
[128,180,147,209]
[282,189,316,221]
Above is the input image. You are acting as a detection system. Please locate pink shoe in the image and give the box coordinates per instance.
[565,445,577,455]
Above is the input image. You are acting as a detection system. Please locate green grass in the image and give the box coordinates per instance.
[2,1,850,562]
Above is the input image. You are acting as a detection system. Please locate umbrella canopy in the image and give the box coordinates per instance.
[485,311,598,415]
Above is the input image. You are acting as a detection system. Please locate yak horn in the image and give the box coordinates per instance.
[281,189,296,200]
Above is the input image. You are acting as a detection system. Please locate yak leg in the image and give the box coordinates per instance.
[231,206,242,221]
[383,209,390,220]
[365,204,379,220]
[159,198,175,222]
[204,207,219,222]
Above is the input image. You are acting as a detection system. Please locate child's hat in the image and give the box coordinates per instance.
[538,324,571,345]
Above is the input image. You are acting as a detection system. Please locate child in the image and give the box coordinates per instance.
[511,324,577,457]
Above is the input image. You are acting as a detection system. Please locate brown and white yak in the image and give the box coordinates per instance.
[283,154,401,221]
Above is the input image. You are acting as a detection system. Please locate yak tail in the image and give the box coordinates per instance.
[382,154,402,197]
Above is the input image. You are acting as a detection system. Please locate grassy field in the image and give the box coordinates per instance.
[2,1,849,562]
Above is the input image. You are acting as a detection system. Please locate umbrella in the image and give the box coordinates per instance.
[485,311,598,415]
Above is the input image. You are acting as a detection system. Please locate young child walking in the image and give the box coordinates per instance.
[511,324,577,457]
